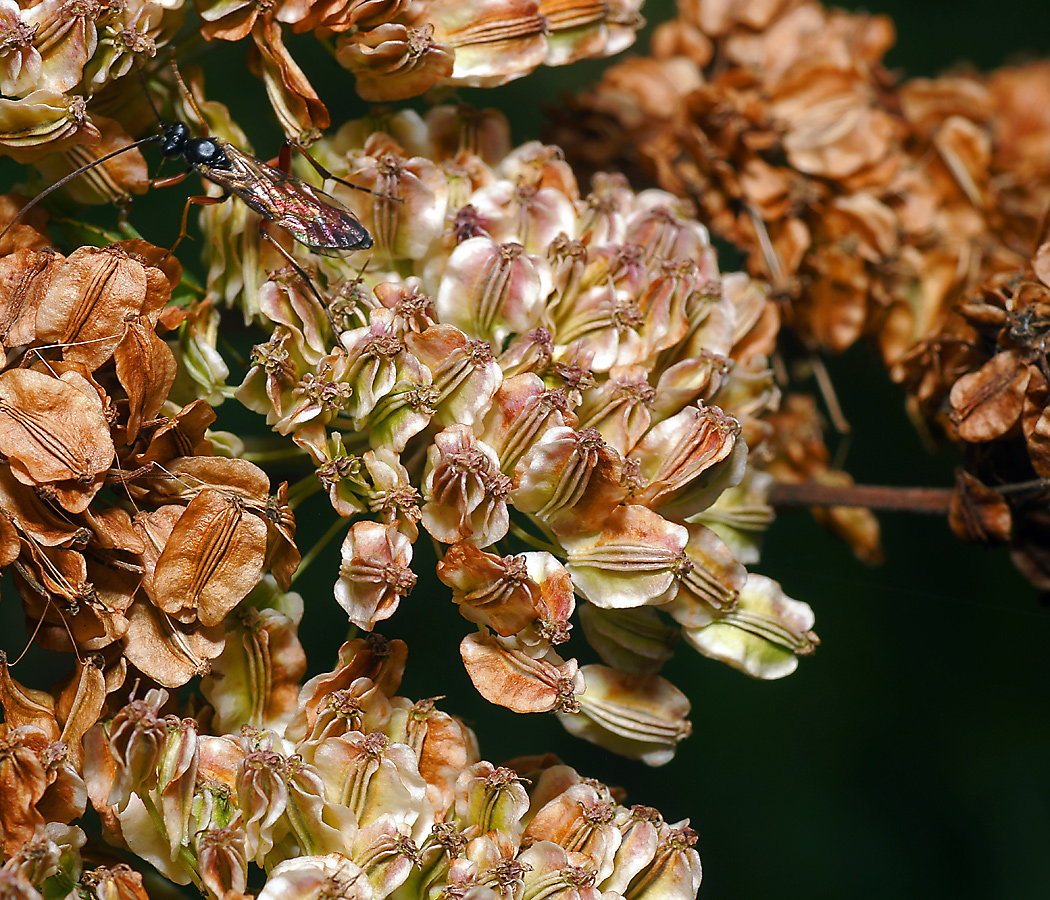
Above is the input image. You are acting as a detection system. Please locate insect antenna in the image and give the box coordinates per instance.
[0,134,164,244]
[22,329,129,378]
[136,62,169,129]
[170,59,211,136]
[286,139,404,204]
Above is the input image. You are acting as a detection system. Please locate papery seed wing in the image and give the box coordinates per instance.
[123,600,226,689]
[0,654,60,740]
[460,630,579,713]
[0,247,58,349]
[114,319,177,445]
[35,246,149,369]
[130,456,270,505]
[153,489,268,627]
[56,656,107,770]
[0,367,115,485]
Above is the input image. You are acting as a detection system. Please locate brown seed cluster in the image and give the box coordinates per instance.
[0,208,299,693]
[190,102,820,715]
[196,0,645,128]
[943,260,1050,589]
[553,0,1050,587]
[7,2,987,896]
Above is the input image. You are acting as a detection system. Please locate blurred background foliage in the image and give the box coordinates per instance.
[3,1,1050,898]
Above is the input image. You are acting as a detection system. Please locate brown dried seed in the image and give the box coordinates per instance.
[34,246,150,370]
[437,543,540,636]
[122,599,226,688]
[0,653,60,741]
[153,489,268,627]
[0,247,59,350]
[949,467,1012,544]
[248,18,331,138]
[0,723,50,856]
[113,319,178,445]
[460,629,580,713]
[263,482,300,591]
[127,399,217,467]
[0,368,115,487]
[0,512,19,566]
[55,655,108,770]
[949,350,1029,442]
[130,456,271,505]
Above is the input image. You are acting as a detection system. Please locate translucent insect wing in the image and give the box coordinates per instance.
[204,144,373,255]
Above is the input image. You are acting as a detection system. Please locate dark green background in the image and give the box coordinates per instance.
[3,2,1050,899]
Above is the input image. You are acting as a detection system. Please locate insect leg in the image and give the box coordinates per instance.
[169,192,230,257]
[282,140,403,203]
[151,168,193,190]
[257,219,344,342]
[114,165,189,236]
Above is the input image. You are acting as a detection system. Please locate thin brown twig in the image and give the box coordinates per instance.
[769,481,954,514]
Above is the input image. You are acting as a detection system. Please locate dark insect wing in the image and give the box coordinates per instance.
[208,143,373,255]
[274,182,373,256]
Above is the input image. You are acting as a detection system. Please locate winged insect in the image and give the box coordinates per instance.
[0,66,394,331]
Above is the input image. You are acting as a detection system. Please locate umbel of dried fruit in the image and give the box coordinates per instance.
[550,0,1050,590]
[0,595,702,900]
[163,101,822,763]
[552,0,1050,377]
[0,0,647,173]
[77,618,703,900]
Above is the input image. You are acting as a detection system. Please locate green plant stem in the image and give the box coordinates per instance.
[140,792,203,890]
[995,478,1050,496]
[285,473,323,509]
[290,514,352,583]
[329,420,372,450]
[240,444,311,464]
[507,519,562,555]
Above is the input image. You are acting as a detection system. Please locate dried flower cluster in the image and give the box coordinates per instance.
[0,3,920,897]
[1,601,702,900]
[198,0,646,117]
[553,0,1050,588]
[0,0,182,163]
[943,255,1050,589]
[0,121,712,900]
[176,101,820,744]
[0,202,301,698]
[0,0,645,177]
